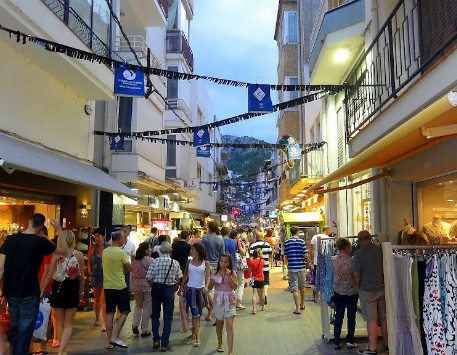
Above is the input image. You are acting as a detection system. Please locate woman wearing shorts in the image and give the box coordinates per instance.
[208,253,238,355]
[247,249,265,314]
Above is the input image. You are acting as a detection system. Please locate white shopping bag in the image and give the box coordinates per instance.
[33,299,51,341]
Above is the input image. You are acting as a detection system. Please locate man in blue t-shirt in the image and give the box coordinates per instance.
[284,226,308,314]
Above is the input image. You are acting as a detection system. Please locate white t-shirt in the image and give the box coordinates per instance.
[310,234,332,266]
[121,239,136,259]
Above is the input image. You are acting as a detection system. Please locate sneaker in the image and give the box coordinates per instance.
[347,343,358,349]
[357,349,377,355]
[382,345,389,352]
[334,344,342,350]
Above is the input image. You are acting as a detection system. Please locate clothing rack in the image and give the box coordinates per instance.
[317,235,369,342]
[382,242,457,355]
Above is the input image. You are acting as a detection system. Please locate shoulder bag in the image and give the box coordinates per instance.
[150,260,173,299]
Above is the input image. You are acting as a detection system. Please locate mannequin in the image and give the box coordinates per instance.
[421,214,451,244]
[397,218,429,245]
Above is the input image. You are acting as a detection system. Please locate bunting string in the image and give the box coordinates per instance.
[0,23,347,92]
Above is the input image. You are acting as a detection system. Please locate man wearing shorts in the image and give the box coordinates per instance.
[102,231,131,349]
[353,230,389,355]
[284,226,308,314]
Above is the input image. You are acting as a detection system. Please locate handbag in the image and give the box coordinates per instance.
[236,253,248,271]
[0,298,10,333]
[249,259,262,287]
[150,260,173,299]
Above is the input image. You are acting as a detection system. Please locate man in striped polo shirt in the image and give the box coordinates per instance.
[284,226,309,314]
[249,230,273,304]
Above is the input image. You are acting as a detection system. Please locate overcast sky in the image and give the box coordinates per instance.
[191,0,279,143]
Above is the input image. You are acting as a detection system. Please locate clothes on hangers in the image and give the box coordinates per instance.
[423,256,445,355]
[393,256,423,355]
[444,254,457,354]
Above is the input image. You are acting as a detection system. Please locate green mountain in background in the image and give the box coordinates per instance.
[221,135,272,180]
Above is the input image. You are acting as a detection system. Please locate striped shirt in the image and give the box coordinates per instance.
[284,237,308,272]
[146,255,182,286]
[249,240,272,272]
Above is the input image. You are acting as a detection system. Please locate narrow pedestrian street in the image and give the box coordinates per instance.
[32,267,370,355]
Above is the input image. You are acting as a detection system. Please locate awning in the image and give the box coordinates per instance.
[0,133,140,198]
[282,212,323,223]
[306,96,457,195]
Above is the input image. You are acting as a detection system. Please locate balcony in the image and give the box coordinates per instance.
[308,0,365,84]
[0,0,116,99]
[115,35,166,88]
[166,30,194,72]
[164,98,192,125]
[121,0,167,28]
[289,150,324,195]
[344,0,457,145]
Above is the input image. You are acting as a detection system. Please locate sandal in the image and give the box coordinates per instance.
[251,310,256,315]
[293,310,301,315]
[51,342,60,348]
[300,305,305,310]
[236,305,245,310]
[106,344,114,350]
[217,346,225,352]
[140,331,151,337]
[94,320,101,326]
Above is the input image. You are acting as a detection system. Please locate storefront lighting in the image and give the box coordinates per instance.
[448,90,457,106]
[333,48,350,63]
[447,199,455,202]
[296,193,305,197]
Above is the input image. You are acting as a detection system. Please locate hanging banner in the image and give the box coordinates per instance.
[248,84,273,113]
[288,144,302,160]
[114,63,145,97]
[289,160,301,185]
[110,134,124,150]
[196,145,211,158]
[213,183,218,192]
[192,127,210,147]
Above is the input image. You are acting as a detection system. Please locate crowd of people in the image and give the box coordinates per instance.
[0,214,389,355]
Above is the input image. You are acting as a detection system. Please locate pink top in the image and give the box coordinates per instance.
[132,256,153,292]
[213,271,234,292]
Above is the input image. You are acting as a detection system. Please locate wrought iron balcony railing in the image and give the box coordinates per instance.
[344,0,457,140]
[42,0,123,62]
[166,30,194,72]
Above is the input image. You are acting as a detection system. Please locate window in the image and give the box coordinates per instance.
[197,165,202,189]
[209,173,213,195]
[285,77,299,110]
[117,97,133,152]
[165,135,177,178]
[167,66,179,100]
[284,11,298,44]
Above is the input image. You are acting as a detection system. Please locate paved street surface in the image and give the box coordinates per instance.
[31,267,382,355]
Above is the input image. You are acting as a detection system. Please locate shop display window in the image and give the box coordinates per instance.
[351,173,372,234]
[416,173,457,243]
[0,192,60,246]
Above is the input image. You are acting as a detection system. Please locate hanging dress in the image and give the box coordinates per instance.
[445,254,457,354]
[323,242,334,303]
[423,256,445,355]
[394,256,423,355]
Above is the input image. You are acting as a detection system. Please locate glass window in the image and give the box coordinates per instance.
[166,135,177,166]
[167,66,179,99]
[118,97,132,133]
[288,77,299,101]
[416,174,457,243]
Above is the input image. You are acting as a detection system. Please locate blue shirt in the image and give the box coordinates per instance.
[223,238,238,271]
[284,237,308,272]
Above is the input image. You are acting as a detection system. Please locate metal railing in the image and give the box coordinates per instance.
[309,0,350,51]
[345,0,457,140]
[42,0,122,62]
[166,30,194,71]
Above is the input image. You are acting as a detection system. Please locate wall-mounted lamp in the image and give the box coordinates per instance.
[79,204,91,219]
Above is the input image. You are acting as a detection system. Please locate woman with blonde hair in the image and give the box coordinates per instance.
[41,230,85,355]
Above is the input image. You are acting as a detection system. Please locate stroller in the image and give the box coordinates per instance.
[274,243,282,267]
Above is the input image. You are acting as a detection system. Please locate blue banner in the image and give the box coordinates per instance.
[193,127,210,147]
[248,84,273,113]
[196,145,211,158]
[110,134,124,150]
[288,144,302,159]
[114,64,144,97]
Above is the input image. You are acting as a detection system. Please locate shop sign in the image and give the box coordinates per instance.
[148,196,159,208]
[163,197,171,210]
[114,63,144,97]
[289,160,301,185]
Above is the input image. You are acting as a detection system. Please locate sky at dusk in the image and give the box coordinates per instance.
[191,0,279,143]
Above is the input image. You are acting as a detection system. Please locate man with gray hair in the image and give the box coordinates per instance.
[147,242,182,352]
[102,231,132,349]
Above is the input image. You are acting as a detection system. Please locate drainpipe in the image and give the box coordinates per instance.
[370,0,379,41]
[297,0,304,175]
